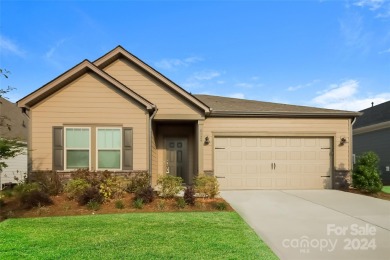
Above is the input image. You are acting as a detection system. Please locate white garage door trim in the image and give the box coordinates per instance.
[214,137,333,190]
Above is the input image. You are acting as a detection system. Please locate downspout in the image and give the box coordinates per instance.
[149,108,158,185]
[350,117,357,169]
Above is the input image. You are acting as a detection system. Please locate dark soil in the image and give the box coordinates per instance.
[342,188,390,201]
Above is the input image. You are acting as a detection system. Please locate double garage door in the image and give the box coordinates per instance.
[214,137,333,190]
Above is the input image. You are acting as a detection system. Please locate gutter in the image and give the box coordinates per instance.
[148,107,158,184]
[210,110,362,118]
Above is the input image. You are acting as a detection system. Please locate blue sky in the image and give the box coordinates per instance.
[0,0,389,111]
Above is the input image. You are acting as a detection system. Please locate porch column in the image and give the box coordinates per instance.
[196,120,204,174]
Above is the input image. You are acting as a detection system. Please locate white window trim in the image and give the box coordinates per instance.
[96,127,122,171]
[64,127,91,171]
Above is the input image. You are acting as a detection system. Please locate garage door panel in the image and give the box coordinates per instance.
[230,151,242,160]
[214,137,333,190]
[245,151,257,160]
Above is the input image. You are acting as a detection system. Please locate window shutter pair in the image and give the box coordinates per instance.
[52,127,133,171]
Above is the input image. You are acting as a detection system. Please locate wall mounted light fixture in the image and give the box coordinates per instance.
[340,137,347,146]
[204,136,210,145]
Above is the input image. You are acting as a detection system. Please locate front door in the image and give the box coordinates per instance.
[165,138,188,183]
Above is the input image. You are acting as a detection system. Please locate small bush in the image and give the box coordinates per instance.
[70,169,111,187]
[176,197,186,209]
[99,177,124,201]
[126,172,150,193]
[135,185,155,204]
[194,175,219,198]
[156,200,166,211]
[86,200,101,211]
[115,200,125,209]
[77,187,103,206]
[14,182,41,195]
[183,186,195,206]
[1,188,13,198]
[352,151,383,193]
[28,171,63,195]
[133,198,144,209]
[19,190,53,209]
[214,202,227,211]
[65,179,91,200]
[157,175,183,198]
[0,197,4,207]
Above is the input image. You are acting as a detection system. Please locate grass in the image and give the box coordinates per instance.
[0,212,277,259]
[382,186,390,194]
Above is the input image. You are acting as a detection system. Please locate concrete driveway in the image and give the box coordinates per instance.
[221,190,390,260]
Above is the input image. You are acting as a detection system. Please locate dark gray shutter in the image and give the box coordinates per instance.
[52,127,64,170]
[122,128,133,170]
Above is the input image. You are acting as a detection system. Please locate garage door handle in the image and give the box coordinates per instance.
[215,176,225,178]
[321,176,331,178]
[274,163,276,170]
[215,147,225,150]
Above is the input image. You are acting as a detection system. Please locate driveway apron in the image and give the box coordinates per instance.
[221,190,390,260]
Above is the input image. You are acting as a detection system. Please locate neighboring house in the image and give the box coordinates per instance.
[0,97,29,189]
[353,101,390,185]
[17,46,360,190]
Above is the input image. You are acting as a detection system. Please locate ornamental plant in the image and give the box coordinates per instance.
[352,151,383,193]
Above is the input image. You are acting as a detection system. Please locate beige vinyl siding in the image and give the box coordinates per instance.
[103,59,203,117]
[31,72,148,171]
[202,117,351,172]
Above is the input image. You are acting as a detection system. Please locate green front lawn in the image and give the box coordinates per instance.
[382,186,390,194]
[0,212,277,259]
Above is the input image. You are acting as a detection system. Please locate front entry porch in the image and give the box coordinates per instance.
[151,121,202,185]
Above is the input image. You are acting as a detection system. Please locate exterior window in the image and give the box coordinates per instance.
[65,128,90,169]
[97,128,121,170]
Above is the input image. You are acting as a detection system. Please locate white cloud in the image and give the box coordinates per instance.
[192,70,220,81]
[154,56,202,70]
[45,39,66,59]
[181,70,222,90]
[228,93,245,99]
[287,79,320,91]
[0,35,25,57]
[354,0,385,10]
[311,79,390,111]
[236,82,254,88]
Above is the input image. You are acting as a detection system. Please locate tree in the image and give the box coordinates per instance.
[352,151,383,193]
[0,68,25,171]
[0,139,25,171]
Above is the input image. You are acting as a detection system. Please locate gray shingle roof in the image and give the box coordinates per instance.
[354,100,390,129]
[194,94,361,117]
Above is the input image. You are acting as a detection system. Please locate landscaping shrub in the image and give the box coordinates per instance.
[352,151,383,193]
[86,200,101,211]
[214,202,227,211]
[156,199,166,211]
[194,175,219,198]
[126,172,150,193]
[14,182,41,194]
[99,177,124,201]
[176,197,186,209]
[19,190,53,209]
[157,175,183,198]
[134,185,155,204]
[70,169,111,187]
[28,170,63,195]
[0,194,4,207]
[183,186,195,206]
[77,187,103,206]
[1,188,13,198]
[133,198,144,209]
[115,200,125,209]
[65,179,91,200]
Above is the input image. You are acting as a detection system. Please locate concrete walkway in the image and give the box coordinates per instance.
[221,190,390,260]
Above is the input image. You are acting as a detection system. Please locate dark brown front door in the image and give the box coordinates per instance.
[165,138,188,183]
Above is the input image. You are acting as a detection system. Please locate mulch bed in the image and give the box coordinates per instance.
[341,188,390,201]
[0,193,233,222]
